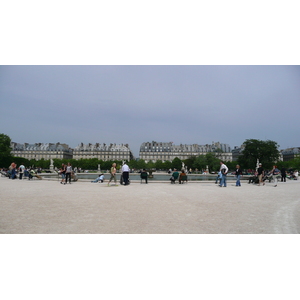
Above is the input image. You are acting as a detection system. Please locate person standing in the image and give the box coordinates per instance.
[257,163,265,186]
[19,164,25,180]
[219,161,228,187]
[60,163,66,184]
[235,164,242,186]
[65,162,72,184]
[121,161,130,186]
[281,166,286,182]
[108,163,117,186]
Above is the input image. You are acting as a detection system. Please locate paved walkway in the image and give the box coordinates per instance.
[1,177,299,233]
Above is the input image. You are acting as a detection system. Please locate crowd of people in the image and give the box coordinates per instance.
[247,165,298,186]
[1,162,42,180]
[1,161,298,187]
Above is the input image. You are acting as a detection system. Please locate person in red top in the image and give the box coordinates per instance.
[9,162,17,179]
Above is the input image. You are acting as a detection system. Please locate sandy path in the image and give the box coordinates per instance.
[1,177,299,234]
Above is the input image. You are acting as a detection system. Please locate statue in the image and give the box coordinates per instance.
[256,159,260,171]
[50,158,54,172]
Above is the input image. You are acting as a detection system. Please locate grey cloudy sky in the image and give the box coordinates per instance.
[0,65,299,157]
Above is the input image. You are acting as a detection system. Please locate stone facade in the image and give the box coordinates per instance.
[11,142,73,160]
[281,147,300,161]
[73,143,133,161]
[139,141,232,163]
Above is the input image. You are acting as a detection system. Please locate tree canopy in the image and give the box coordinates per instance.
[0,133,13,167]
[238,139,280,169]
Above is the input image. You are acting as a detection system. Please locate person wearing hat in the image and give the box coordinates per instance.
[257,163,264,186]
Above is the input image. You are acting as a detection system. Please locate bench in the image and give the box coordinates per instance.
[179,175,188,184]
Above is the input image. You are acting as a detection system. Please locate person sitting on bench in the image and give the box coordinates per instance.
[140,169,148,183]
[179,170,187,184]
[170,169,179,184]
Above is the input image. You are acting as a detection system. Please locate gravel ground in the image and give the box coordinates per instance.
[1,176,300,234]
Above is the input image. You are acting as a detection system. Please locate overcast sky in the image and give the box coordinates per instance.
[1,2,300,158]
[0,65,299,157]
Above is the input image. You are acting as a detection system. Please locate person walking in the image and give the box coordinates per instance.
[219,161,228,187]
[108,163,117,186]
[257,163,265,186]
[65,162,72,184]
[121,161,130,186]
[235,164,242,186]
[270,165,280,187]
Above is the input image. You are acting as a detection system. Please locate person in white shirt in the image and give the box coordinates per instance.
[219,161,228,187]
[65,162,72,184]
[121,162,130,186]
[19,164,25,180]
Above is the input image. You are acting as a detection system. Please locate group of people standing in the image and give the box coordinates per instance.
[59,163,73,184]
[217,161,284,188]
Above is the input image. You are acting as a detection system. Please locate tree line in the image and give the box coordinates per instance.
[1,133,300,172]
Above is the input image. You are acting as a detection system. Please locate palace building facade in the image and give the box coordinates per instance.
[10,142,73,160]
[73,143,133,161]
[139,141,232,163]
[11,142,134,162]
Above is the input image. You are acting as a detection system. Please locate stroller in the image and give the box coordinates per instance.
[120,174,130,185]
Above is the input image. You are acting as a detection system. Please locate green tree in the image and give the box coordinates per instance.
[154,160,164,170]
[146,160,156,170]
[13,157,30,168]
[205,152,221,172]
[183,156,197,171]
[282,157,300,170]
[226,161,239,171]
[136,159,147,170]
[0,133,12,167]
[194,155,206,171]
[238,139,280,169]
[163,160,172,171]
[171,157,182,170]
[193,153,220,173]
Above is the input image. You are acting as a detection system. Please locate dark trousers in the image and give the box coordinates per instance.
[19,173,23,180]
[122,172,129,185]
[65,172,71,183]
